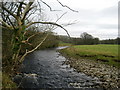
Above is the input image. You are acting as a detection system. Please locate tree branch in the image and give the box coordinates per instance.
[57,0,78,12]
[0,19,11,28]
[55,12,67,22]
[21,2,34,21]
[26,21,70,37]
[39,0,61,11]
[7,16,16,30]
[17,2,23,17]
[2,6,17,19]
[20,33,49,62]
[48,12,67,31]
[22,32,41,45]
[25,6,37,21]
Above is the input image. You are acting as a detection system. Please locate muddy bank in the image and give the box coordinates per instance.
[59,50,120,89]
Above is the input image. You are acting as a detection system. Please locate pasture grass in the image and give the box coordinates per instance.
[60,44,120,67]
[58,41,72,46]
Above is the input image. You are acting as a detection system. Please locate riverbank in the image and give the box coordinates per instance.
[59,46,119,89]
[13,47,104,88]
[2,29,59,89]
[60,45,119,67]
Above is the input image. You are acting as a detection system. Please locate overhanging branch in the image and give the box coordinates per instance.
[26,21,71,38]
[20,33,49,62]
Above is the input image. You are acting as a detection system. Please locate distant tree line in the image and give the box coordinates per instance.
[58,32,120,45]
[100,38,120,44]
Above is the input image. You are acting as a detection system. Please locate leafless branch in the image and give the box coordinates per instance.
[39,0,61,11]
[62,21,77,26]
[0,19,11,28]
[26,21,70,37]
[20,33,49,62]
[57,0,78,12]
[21,2,34,21]
[22,32,41,44]
[17,2,23,17]
[7,16,16,29]
[49,12,67,30]
[55,12,67,22]
[25,7,37,21]
[37,0,42,13]
[1,5,17,19]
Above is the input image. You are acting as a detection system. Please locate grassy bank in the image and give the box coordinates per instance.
[58,41,72,46]
[60,44,120,67]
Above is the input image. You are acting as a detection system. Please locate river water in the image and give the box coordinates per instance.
[17,47,102,89]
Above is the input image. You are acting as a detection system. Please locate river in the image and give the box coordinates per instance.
[15,46,102,89]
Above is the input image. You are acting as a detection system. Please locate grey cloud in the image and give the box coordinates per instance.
[97,24,118,29]
[98,5,118,17]
[44,1,118,39]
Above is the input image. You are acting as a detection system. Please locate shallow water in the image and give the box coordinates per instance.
[18,47,102,88]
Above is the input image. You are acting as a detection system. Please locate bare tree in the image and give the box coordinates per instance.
[1,0,76,65]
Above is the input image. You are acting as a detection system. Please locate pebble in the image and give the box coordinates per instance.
[65,58,119,89]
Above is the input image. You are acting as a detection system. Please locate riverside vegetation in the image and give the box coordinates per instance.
[2,30,120,89]
[1,1,120,89]
[2,29,59,88]
[59,44,120,89]
[1,1,69,89]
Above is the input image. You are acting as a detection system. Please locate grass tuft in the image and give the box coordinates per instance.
[2,73,17,89]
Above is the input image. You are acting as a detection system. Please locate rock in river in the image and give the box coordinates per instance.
[13,73,39,88]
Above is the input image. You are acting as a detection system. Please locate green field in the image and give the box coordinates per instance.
[60,44,120,67]
[58,41,72,46]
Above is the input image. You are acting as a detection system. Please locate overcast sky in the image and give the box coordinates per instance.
[43,0,119,40]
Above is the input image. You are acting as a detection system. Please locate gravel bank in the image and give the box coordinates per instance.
[61,54,120,89]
